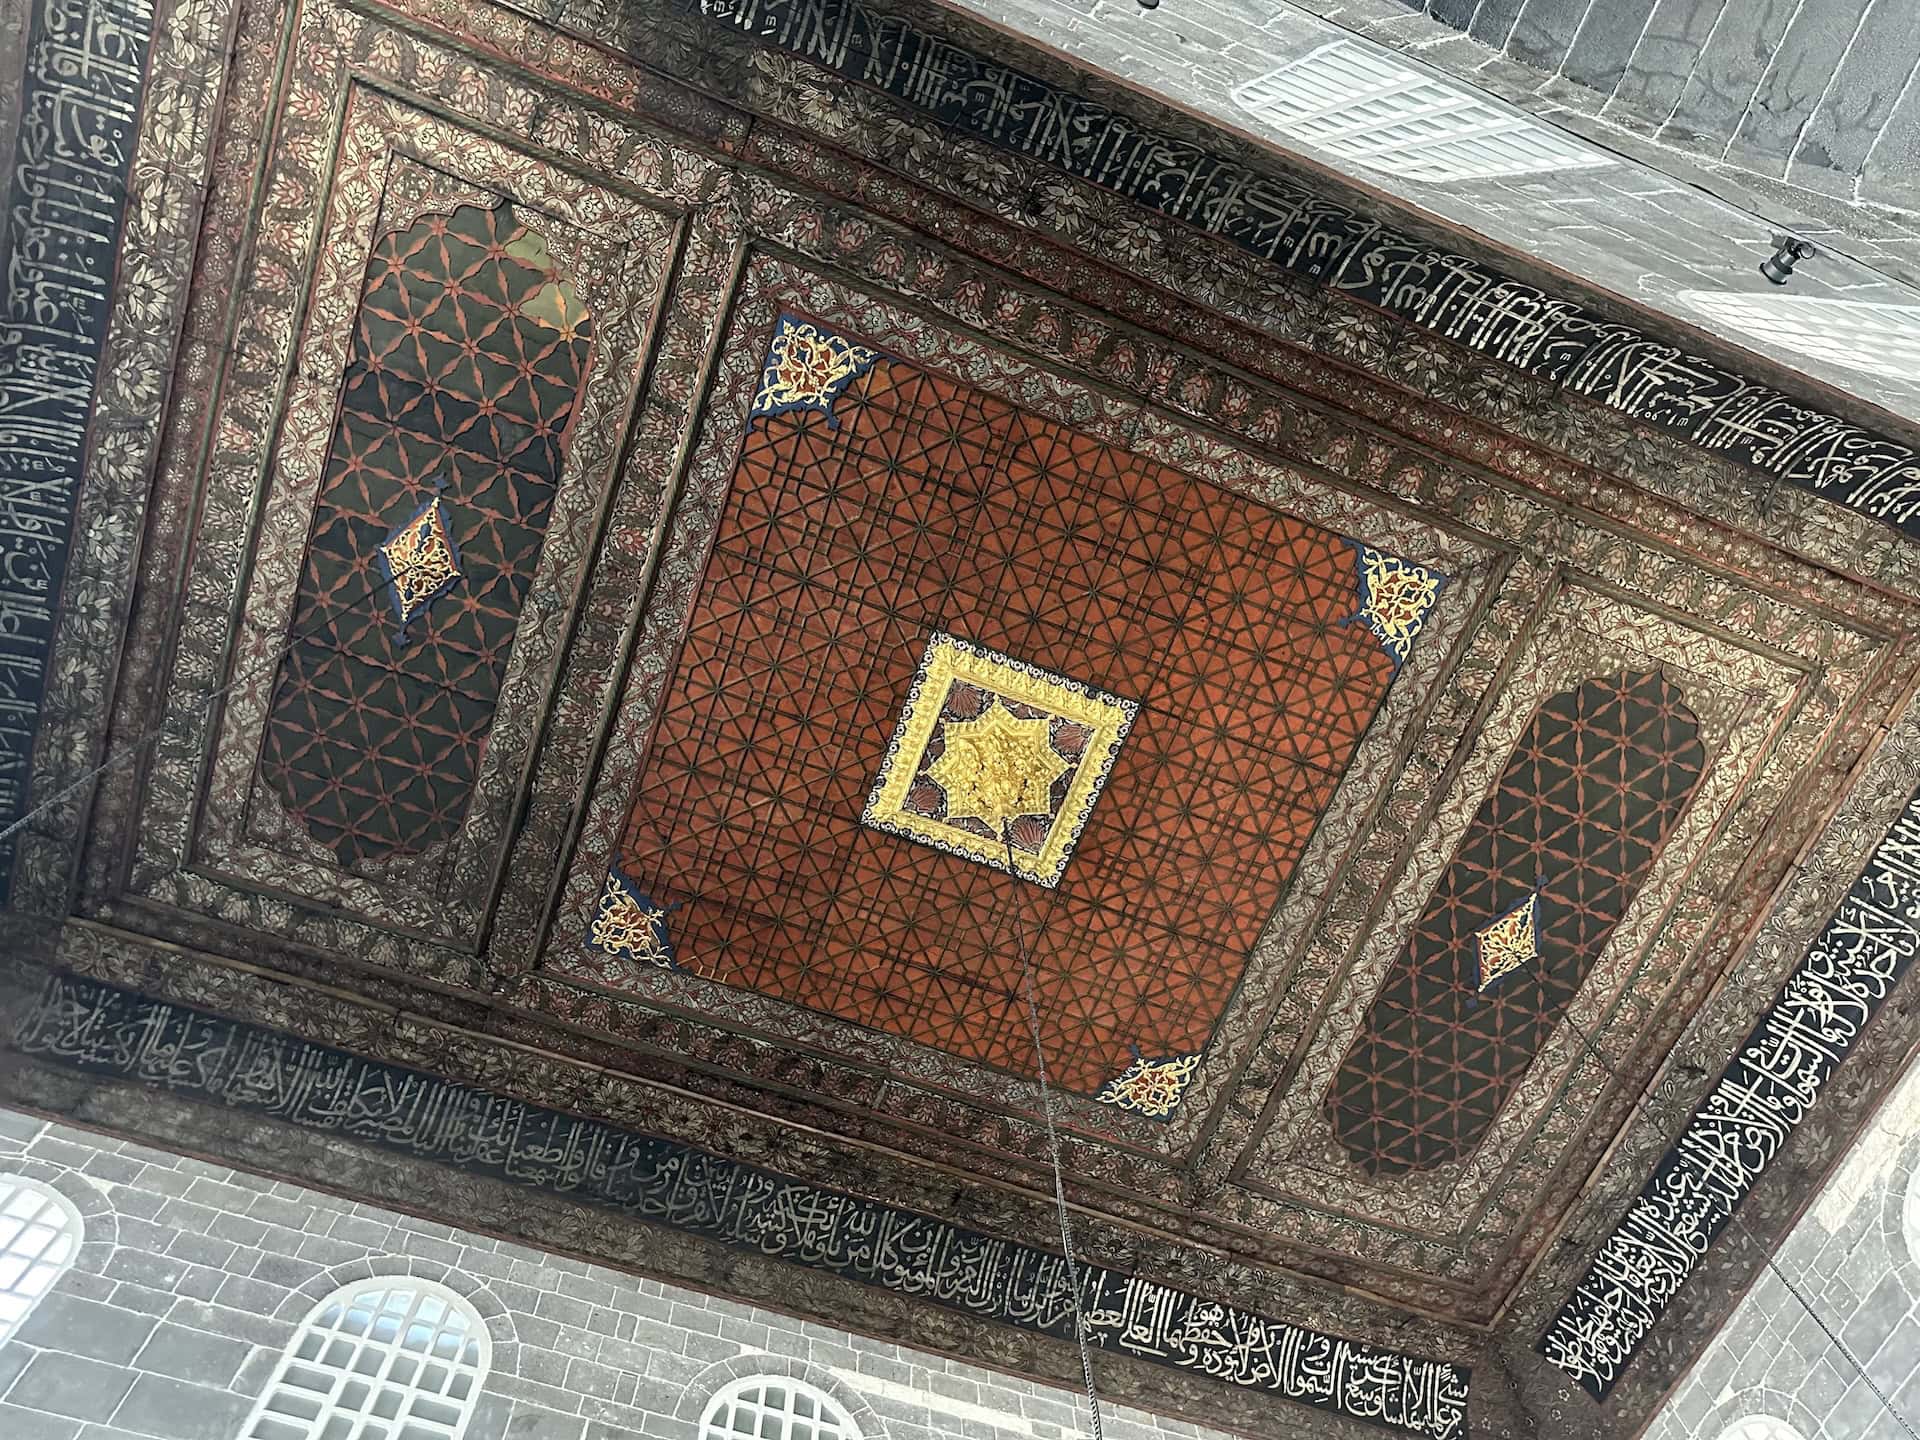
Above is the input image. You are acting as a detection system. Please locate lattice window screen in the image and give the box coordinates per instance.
[0,1176,83,1343]
[239,1280,489,1440]
[1232,41,1610,183]
[1680,291,1920,382]
[699,1377,861,1440]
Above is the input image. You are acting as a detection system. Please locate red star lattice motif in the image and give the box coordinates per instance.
[606,323,1421,1092]
[1327,671,1705,1174]
[258,203,593,868]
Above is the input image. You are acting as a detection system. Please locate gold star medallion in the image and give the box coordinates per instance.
[862,634,1135,886]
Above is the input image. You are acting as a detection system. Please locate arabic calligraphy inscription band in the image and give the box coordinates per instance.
[13,973,1473,1439]
[1540,785,1920,1396]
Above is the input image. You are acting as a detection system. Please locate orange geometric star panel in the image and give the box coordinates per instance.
[599,314,1444,1101]
[257,203,593,870]
[1327,671,1706,1175]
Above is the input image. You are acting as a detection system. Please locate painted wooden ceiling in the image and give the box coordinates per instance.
[4,1,1920,1439]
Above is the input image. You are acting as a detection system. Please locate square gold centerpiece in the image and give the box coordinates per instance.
[862,633,1136,886]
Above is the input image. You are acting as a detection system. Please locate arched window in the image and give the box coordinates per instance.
[1717,1418,1809,1440]
[1678,292,1920,383]
[700,1377,861,1440]
[240,1278,489,1440]
[1230,40,1610,184]
[0,1175,84,1344]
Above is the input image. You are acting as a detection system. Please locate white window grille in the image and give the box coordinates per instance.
[238,1279,490,1440]
[0,1176,84,1344]
[1679,291,1920,383]
[1716,1418,1809,1440]
[1231,40,1611,183]
[699,1377,861,1440]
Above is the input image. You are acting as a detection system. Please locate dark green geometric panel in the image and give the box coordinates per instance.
[1328,672,1705,1175]
[258,203,593,868]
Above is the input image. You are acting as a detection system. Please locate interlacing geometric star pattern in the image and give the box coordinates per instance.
[1328,671,1705,1175]
[607,323,1433,1091]
[258,203,593,868]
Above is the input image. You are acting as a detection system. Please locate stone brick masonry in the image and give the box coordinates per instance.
[1,1091,1915,1440]
[0,1107,1223,1440]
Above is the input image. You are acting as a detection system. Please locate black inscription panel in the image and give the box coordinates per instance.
[1540,790,1920,1397]
[16,973,1472,1438]
[0,0,154,898]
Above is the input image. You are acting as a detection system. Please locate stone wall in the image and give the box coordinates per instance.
[1,1082,1918,1439]
[0,1108,1220,1440]
[953,0,1920,422]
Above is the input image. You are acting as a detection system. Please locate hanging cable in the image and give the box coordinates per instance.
[1556,1008,1920,1440]
[0,543,461,851]
[1002,826,1106,1440]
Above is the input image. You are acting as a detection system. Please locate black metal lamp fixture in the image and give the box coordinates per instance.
[1760,235,1817,285]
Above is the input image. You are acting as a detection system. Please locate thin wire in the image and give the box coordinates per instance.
[0,543,457,850]
[1002,826,1105,1440]
[1556,1008,1920,1439]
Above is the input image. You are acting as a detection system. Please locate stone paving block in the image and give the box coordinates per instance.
[131,1323,253,1387]
[1859,22,1920,203]
[1459,0,1520,48]
[79,1155,145,1187]
[533,1291,593,1330]
[1735,0,1873,162]
[0,1403,85,1440]
[173,1268,223,1303]
[1842,1271,1911,1360]
[324,1214,391,1248]
[13,1294,158,1365]
[1828,1376,1885,1439]
[1868,1312,1920,1393]
[26,1138,98,1172]
[1666,0,1799,145]
[165,1299,293,1350]
[164,1233,234,1270]
[7,1353,139,1422]
[242,1195,313,1232]
[0,1111,46,1142]
[210,1274,286,1317]
[108,1375,253,1440]
[505,1410,587,1440]
[0,1342,36,1394]
[1506,0,1589,71]
[109,1284,180,1319]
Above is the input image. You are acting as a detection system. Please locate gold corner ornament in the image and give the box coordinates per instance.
[749,314,881,429]
[1096,1051,1203,1118]
[1352,544,1443,670]
[588,870,677,969]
